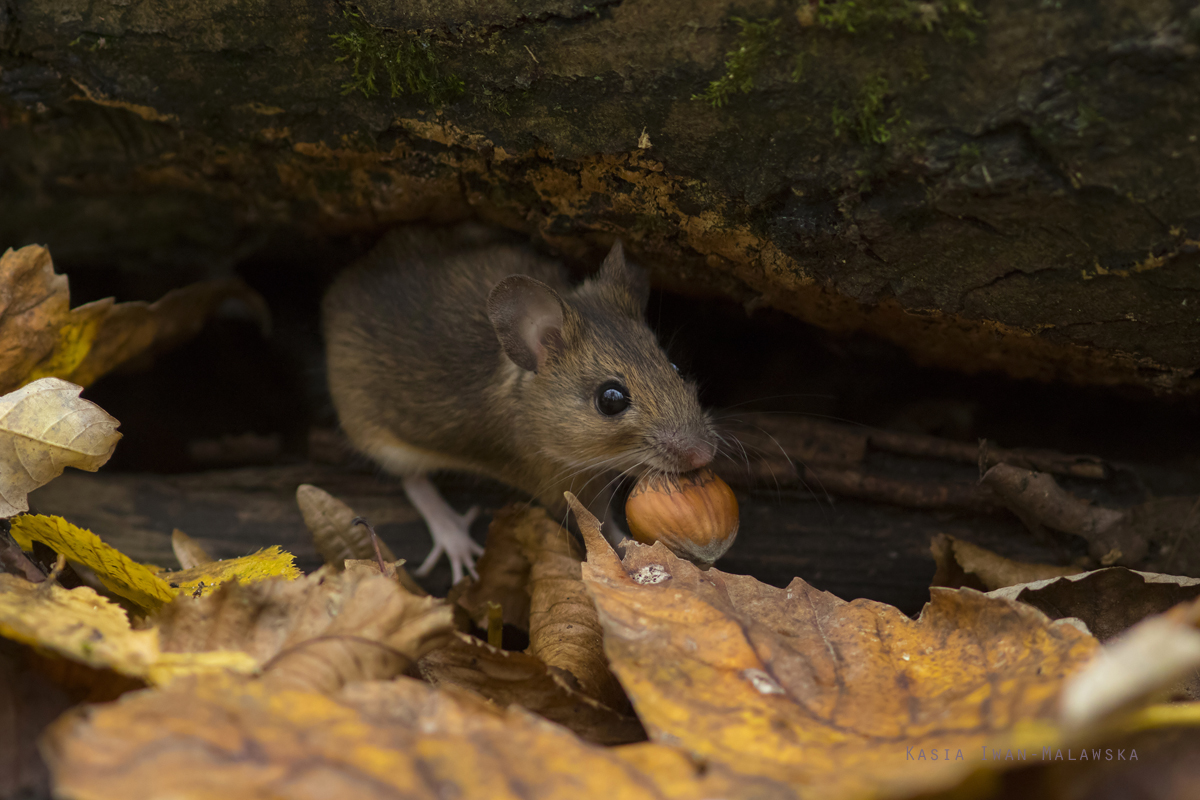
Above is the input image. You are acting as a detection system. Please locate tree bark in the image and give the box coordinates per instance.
[2,0,1198,391]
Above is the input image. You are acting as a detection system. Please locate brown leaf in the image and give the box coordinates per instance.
[455,504,533,630]
[0,246,68,390]
[930,533,1083,592]
[510,504,629,713]
[43,672,799,800]
[0,244,268,394]
[155,567,454,693]
[170,529,212,570]
[296,483,397,566]
[988,567,1200,642]
[567,493,1100,799]
[419,631,645,745]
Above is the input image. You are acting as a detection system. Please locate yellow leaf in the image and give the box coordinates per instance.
[9,515,174,612]
[162,546,302,598]
[43,673,800,800]
[0,573,158,677]
[0,573,258,685]
[567,493,1099,799]
[0,378,121,517]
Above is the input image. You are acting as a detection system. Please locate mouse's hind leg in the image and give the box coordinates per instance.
[402,474,484,584]
[357,433,487,584]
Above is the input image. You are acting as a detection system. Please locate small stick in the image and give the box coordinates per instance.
[351,516,388,573]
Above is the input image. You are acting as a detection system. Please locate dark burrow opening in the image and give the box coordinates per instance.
[42,228,1200,616]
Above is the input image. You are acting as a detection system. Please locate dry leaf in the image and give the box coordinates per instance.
[0,573,158,676]
[0,244,269,394]
[567,493,1100,799]
[930,533,1084,592]
[419,631,645,745]
[155,567,454,693]
[512,505,628,712]
[170,529,212,570]
[43,672,799,800]
[0,573,258,687]
[0,246,71,389]
[296,483,397,566]
[456,504,534,630]
[159,545,301,598]
[10,515,300,609]
[9,515,174,611]
[0,378,121,517]
[988,567,1200,642]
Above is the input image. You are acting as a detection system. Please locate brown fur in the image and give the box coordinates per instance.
[322,225,715,516]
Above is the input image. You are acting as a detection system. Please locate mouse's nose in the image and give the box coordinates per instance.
[683,442,714,470]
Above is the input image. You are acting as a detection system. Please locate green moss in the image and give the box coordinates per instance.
[693,17,783,107]
[832,73,903,145]
[816,0,983,43]
[329,9,464,105]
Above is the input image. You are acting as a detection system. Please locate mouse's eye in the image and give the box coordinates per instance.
[595,380,631,416]
[670,362,680,374]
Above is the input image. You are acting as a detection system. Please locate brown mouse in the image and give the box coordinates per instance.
[322,225,716,582]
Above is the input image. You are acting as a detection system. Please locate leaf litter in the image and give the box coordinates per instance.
[1,332,1200,798]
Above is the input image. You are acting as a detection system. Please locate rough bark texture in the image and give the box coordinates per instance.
[2,0,1199,391]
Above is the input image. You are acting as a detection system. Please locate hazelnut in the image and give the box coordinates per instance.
[625,468,739,567]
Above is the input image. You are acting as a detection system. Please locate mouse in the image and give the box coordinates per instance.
[322,225,717,583]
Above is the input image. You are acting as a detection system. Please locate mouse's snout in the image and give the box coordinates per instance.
[654,429,716,473]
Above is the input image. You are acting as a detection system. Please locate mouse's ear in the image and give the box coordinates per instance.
[597,240,650,316]
[487,275,567,373]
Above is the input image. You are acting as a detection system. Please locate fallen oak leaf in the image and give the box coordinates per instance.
[0,378,120,518]
[566,492,1099,800]
[43,671,801,800]
[9,515,173,611]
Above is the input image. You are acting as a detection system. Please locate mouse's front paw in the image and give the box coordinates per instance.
[414,505,484,584]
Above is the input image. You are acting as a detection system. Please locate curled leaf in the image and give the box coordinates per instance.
[0,378,120,518]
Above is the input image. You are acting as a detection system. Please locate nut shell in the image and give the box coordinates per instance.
[625,468,739,567]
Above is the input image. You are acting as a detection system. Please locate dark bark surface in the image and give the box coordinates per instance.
[2,0,1200,392]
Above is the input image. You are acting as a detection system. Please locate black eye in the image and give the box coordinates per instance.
[670,363,680,374]
[595,381,631,416]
